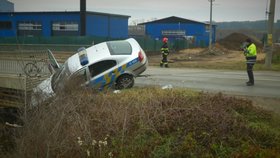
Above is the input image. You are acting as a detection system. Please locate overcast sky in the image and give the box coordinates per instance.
[9,0,280,24]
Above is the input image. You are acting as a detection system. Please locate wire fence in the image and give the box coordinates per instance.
[0,36,203,53]
[0,50,53,108]
[0,50,52,75]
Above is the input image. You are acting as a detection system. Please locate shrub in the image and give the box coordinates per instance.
[8,87,280,157]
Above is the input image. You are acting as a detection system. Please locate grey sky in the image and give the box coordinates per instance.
[9,0,280,24]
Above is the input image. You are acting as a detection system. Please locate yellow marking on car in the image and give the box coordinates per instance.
[90,57,139,89]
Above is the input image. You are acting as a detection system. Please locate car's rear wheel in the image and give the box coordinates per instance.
[115,74,134,90]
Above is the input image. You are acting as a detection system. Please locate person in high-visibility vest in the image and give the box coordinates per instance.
[160,37,170,68]
[243,38,257,86]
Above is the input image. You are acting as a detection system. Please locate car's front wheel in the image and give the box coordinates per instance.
[115,74,134,90]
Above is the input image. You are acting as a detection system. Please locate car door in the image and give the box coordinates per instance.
[88,60,118,89]
[47,49,60,71]
[70,67,90,87]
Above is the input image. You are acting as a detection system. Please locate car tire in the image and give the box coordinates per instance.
[115,74,134,90]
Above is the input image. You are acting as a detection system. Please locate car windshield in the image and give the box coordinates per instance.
[51,62,71,92]
[107,41,132,55]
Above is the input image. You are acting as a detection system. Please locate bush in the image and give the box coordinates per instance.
[7,88,280,157]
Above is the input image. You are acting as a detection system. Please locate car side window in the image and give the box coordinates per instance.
[88,60,117,78]
[69,68,88,85]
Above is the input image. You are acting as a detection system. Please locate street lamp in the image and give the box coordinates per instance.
[208,0,215,51]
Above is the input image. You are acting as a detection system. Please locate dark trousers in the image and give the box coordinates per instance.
[160,54,168,67]
[247,63,254,84]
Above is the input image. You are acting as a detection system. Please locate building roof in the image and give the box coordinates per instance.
[0,11,130,18]
[0,0,13,4]
[138,16,210,25]
[0,0,14,4]
[87,11,130,18]
[0,0,14,12]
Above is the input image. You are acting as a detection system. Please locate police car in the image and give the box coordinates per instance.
[33,38,148,100]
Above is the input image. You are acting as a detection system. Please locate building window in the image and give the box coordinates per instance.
[0,21,12,30]
[162,30,186,37]
[17,21,42,36]
[52,21,79,36]
[52,21,78,31]
[18,21,42,30]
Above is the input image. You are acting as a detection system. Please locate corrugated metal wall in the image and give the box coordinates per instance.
[87,14,109,37]
[0,12,129,38]
[144,22,215,47]
[0,12,80,37]
[109,16,128,38]
[86,14,128,38]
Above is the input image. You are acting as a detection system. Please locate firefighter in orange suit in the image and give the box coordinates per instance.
[160,37,170,68]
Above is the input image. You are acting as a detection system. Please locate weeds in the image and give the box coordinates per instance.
[4,87,280,157]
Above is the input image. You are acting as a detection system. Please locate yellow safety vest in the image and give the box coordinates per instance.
[246,43,257,57]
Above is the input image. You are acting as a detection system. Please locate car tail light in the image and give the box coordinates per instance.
[138,51,144,62]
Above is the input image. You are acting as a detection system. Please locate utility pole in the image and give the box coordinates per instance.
[265,0,276,68]
[208,0,214,51]
[80,0,86,36]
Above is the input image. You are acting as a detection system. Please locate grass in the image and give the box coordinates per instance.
[149,60,280,71]
[148,45,280,71]
[0,45,280,157]
[1,87,280,157]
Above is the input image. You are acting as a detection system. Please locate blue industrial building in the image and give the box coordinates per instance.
[0,11,130,38]
[139,16,216,46]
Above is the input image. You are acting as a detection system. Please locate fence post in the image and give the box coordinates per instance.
[24,75,27,119]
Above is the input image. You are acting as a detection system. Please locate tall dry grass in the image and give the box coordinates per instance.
[6,87,280,157]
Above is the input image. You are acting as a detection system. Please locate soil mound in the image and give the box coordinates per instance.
[218,33,262,51]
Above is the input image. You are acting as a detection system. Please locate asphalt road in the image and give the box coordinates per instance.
[135,67,280,98]
[1,58,279,98]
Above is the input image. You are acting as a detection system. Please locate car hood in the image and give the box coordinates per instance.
[31,76,54,106]
[35,77,54,94]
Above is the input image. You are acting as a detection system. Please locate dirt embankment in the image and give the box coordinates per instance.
[217,32,263,51]
[149,33,264,65]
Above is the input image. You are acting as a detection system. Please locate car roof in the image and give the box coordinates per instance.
[66,38,138,75]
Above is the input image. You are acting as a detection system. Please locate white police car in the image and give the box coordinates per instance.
[33,38,148,100]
